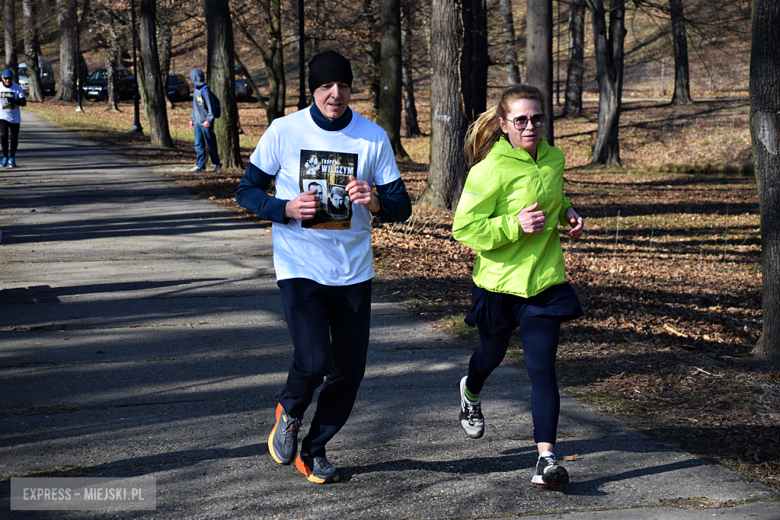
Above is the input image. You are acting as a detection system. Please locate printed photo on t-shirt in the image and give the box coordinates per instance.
[299,150,358,229]
[1,91,15,110]
[305,179,327,207]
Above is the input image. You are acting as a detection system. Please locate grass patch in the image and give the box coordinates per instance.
[569,390,647,415]
[436,315,480,341]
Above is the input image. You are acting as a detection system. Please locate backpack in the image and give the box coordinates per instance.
[199,86,221,119]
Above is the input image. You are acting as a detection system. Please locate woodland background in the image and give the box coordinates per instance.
[5,0,780,495]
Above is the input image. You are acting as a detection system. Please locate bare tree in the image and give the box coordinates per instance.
[22,0,43,101]
[400,0,421,137]
[588,0,626,165]
[527,0,554,144]
[461,0,489,119]
[55,0,78,101]
[425,0,469,210]
[377,0,409,160]
[5,0,17,72]
[137,53,149,116]
[234,0,286,123]
[669,0,692,104]
[87,0,128,112]
[750,0,780,358]
[362,0,381,116]
[202,0,241,168]
[139,0,174,147]
[631,0,741,104]
[105,42,121,112]
[157,20,174,108]
[302,0,432,120]
[563,0,585,118]
[148,0,188,109]
[499,0,521,85]
[157,23,172,79]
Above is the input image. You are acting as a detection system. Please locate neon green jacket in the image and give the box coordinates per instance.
[452,136,573,298]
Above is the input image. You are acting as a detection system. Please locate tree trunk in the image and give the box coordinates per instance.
[750,0,780,359]
[474,0,489,116]
[425,0,469,210]
[563,0,585,118]
[377,0,410,161]
[263,0,284,121]
[55,0,77,101]
[527,0,554,144]
[401,1,421,137]
[78,0,89,29]
[201,0,241,169]
[270,3,285,119]
[5,0,17,73]
[137,53,148,119]
[589,0,625,165]
[157,22,174,108]
[234,0,285,123]
[499,0,521,85]
[363,0,381,117]
[106,36,120,112]
[670,0,692,105]
[309,0,320,57]
[22,0,43,101]
[139,0,174,148]
[461,0,488,120]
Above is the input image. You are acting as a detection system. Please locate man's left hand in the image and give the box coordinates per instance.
[203,121,211,128]
[347,175,381,213]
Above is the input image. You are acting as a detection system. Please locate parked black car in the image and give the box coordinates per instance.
[167,74,190,101]
[83,68,135,101]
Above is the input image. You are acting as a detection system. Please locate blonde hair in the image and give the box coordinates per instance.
[464,85,545,167]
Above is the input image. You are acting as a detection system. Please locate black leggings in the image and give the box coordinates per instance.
[467,315,562,445]
[0,120,20,158]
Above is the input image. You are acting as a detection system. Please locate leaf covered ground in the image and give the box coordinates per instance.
[24,96,778,490]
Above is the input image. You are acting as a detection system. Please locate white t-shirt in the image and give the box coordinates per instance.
[0,82,25,123]
[249,107,401,285]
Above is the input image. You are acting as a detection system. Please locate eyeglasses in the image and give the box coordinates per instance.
[507,114,545,129]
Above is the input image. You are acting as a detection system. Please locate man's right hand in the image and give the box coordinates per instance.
[189,120,194,129]
[284,189,321,220]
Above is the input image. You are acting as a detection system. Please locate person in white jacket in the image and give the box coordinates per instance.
[0,69,27,168]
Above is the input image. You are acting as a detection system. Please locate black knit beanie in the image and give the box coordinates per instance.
[308,51,353,94]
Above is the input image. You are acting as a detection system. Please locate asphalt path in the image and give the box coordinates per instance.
[0,111,777,519]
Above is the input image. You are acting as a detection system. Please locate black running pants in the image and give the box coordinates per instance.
[0,120,20,158]
[275,277,372,458]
